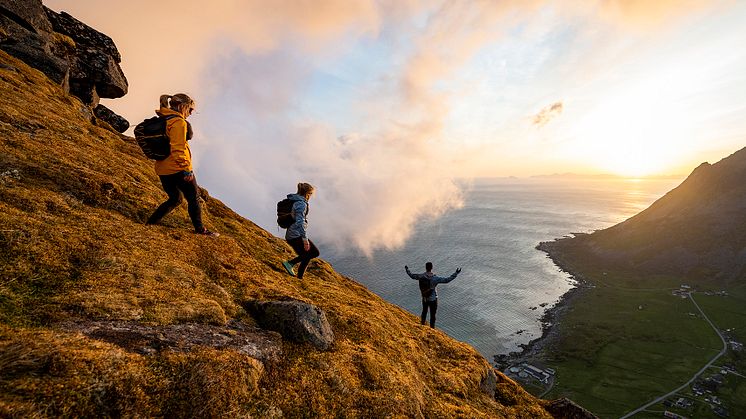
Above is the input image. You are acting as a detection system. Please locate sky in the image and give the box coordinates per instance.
[46,0,746,252]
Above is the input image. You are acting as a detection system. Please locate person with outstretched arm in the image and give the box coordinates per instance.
[405,262,461,328]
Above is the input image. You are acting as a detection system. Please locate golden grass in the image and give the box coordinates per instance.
[0,50,553,417]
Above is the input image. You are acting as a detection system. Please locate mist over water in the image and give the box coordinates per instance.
[322,178,682,357]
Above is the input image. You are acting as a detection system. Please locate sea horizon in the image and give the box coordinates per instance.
[323,177,683,358]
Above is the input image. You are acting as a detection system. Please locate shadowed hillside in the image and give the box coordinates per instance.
[543,147,746,284]
[0,49,582,417]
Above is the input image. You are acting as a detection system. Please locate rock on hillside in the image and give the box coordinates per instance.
[541,147,746,283]
[0,0,129,131]
[0,51,577,417]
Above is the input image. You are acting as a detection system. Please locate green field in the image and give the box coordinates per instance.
[539,271,746,418]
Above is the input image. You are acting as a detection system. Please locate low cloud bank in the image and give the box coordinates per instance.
[45,0,726,253]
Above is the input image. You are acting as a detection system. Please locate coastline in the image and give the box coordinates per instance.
[494,236,590,366]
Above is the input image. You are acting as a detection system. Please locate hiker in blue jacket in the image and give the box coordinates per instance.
[281,183,319,279]
[405,262,461,328]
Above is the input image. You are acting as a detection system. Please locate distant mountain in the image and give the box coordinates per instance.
[545,148,746,283]
[532,173,622,179]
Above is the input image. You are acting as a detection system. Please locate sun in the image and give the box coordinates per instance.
[570,78,689,178]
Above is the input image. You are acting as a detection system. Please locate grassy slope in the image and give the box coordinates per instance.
[642,285,746,419]
[0,51,554,417]
[542,242,746,418]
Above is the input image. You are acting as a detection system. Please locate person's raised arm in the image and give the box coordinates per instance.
[434,267,462,284]
[405,265,419,280]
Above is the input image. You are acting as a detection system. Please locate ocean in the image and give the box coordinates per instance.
[323,177,682,358]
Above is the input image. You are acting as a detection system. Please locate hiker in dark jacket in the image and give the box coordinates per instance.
[405,262,461,328]
[281,183,319,279]
[146,93,218,237]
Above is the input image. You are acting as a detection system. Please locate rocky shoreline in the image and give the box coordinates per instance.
[495,236,590,366]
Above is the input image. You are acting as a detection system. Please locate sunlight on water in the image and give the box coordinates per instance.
[323,178,682,357]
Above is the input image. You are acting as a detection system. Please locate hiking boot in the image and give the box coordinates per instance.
[196,227,220,237]
[281,261,296,276]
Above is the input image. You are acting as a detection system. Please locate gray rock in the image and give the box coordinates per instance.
[94,104,129,132]
[43,9,119,61]
[44,8,127,100]
[63,320,283,364]
[0,0,52,33]
[0,0,128,105]
[244,299,334,351]
[0,0,69,85]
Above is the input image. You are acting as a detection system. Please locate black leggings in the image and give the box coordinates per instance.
[147,172,203,231]
[287,238,320,279]
[421,299,438,328]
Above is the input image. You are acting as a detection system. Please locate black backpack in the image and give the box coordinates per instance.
[277,198,308,228]
[419,277,433,298]
[133,115,181,160]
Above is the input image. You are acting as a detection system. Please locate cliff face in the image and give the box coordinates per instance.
[0,49,563,417]
[555,147,746,283]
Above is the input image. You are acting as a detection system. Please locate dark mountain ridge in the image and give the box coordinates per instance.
[547,147,746,283]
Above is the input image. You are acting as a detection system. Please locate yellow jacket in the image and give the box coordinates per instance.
[154,107,192,175]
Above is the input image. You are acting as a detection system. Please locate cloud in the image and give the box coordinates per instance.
[532,102,564,127]
[194,45,465,254]
[43,0,736,254]
[597,0,717,30]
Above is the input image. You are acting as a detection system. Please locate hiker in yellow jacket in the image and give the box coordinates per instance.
[146,93,218,237]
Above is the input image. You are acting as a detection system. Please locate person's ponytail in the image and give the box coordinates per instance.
[159,94,172,109]
[297,182,315,199]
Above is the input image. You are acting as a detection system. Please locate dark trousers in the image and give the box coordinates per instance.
[147,172,203,231]
[421,299,438,328]
[287,237,320,279]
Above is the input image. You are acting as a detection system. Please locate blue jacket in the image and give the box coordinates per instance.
[284,194,308,241]
[406,267,460,302]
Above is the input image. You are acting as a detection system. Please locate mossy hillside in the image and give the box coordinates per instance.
[0,51,553,417]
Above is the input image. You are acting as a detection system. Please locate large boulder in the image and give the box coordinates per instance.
[44,8,127,100]
[65,320,283,364]
[244,299,335,351]
[0,0,69,86]
[94,103,129,133]
[0,0,128,110]
[0,0,52,33]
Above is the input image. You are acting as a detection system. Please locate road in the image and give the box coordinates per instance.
[619,292,728,419]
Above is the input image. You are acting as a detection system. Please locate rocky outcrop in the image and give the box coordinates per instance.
[0,0,128,125]
[44,7,127,103]
[244,299,335,351]
[64,320,283,364]
[94,103,129,132]
[0,0,68,86]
